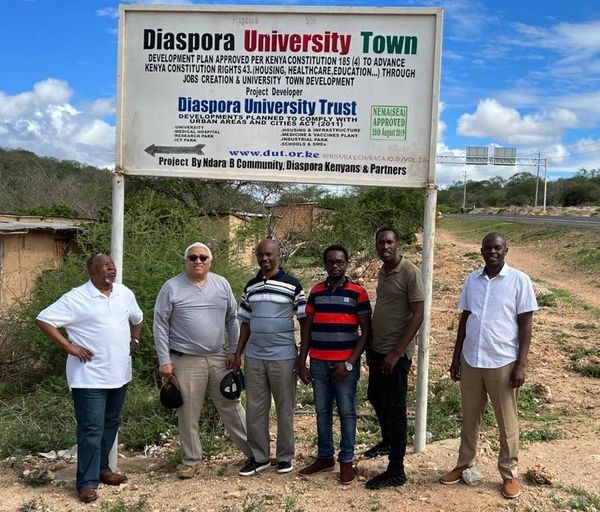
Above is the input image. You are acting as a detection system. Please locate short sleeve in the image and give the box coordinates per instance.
[407,266,425,303]
[127,288,144,325]
[36,293,75,328]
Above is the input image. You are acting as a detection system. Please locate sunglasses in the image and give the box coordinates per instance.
[187,254,210,262]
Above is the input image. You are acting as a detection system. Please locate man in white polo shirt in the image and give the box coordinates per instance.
[36,254,143,503]
[439,233,538,499]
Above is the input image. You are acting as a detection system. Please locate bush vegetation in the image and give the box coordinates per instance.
[0,150,428,456]
[0,187,251,455]
[438,168,600,209]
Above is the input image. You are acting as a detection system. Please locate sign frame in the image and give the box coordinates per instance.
[116,4,443,188]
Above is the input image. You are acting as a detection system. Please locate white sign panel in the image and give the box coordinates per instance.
[117,5,443,187]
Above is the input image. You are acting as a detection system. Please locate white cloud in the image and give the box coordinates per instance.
[96,7,118,18]
[554,91,600,125]
[457,98,578,145]
[512,20,600,55]
[81,98,115,117]
[0,79,115,168]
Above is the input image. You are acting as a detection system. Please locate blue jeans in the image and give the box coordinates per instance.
[310,359,360,463]
[71,385,128,490]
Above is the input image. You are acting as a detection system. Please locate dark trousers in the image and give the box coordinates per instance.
[367,349,411,472]
[71,384,128,490]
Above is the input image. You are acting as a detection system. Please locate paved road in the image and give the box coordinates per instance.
[444,213,600,229]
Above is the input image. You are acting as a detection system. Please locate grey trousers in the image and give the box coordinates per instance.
[244,356,296,464]
[172,353,252,465]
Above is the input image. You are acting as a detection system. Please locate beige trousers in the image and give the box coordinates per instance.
[457,356,519,480]
[172,353,251,465]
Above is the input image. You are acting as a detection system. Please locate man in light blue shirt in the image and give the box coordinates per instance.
[234,239,307,476]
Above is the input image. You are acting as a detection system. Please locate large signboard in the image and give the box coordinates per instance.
[117,5,443,187]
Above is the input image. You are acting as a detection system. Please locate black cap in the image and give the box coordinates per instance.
[160,376,183,409]
[220,370,245,400]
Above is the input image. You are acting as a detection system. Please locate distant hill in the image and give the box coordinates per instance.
[0,148,111,218]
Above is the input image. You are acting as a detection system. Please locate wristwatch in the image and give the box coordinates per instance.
[344,361,353,372]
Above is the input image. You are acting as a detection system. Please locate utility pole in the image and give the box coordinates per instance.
[543,158,548,213]
[462,168,467,211]
[534,151,540,208]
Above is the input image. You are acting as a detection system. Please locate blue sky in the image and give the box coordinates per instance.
[1,0,600,186]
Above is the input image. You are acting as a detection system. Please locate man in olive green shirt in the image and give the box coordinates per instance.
[364,227,424,490]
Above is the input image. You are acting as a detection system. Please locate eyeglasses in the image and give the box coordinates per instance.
[187,254,210,262]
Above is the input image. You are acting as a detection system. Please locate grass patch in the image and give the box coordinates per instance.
[0,376,232,458]
[552,485,600,511]
[296,384,314,408]
[463,251,481,260]
[219,493,305,512]
[520,427,564,443]
[425,377,499,442]
[518,388,562,424]
[570,346,600,378]
[17,498,50,512]
[119,379,178,451]
[536,287,578,308]
[573,322,597,331]
[552,332,569,347]
[0,379,75,456]
[426,379,462,441]
[570,346,600,360]
[101,495,150,512]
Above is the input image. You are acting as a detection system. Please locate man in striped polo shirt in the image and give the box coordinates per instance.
[234,238,307,476]
[297,245,371,485]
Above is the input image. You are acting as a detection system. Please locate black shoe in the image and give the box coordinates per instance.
[239,458,270,476]
[365,470,407,490]
[276,461,293,474]
[363,442,391,459]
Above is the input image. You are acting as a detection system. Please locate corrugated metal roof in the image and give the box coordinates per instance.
[0,221,87,233]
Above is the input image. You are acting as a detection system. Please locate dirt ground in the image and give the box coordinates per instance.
[2,227,599,512]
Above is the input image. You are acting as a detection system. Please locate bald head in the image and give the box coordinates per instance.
[481,232,508,275]
[256,238,281,278]
[87,254,116,290]
[482,232,507,248]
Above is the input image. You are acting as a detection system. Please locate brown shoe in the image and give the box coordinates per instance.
[99,471,128,486]
[299,458,335,475]
[340,462,355,485]
[177,464,201,479]
[439,465,470,485]
[502,478,521,499]
[78,487,98,503]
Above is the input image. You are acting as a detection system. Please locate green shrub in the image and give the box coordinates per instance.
[119,379,177,451]
[427,379,462,441]
[520,427,564,443]
[0,377,75,456]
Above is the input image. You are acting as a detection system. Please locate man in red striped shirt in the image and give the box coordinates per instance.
[296,245,371,485]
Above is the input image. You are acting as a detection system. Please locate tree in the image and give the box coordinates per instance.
[0,148,111,217]
[312,187,424,262]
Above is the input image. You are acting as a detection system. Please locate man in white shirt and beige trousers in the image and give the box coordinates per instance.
[440,233,538,500]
